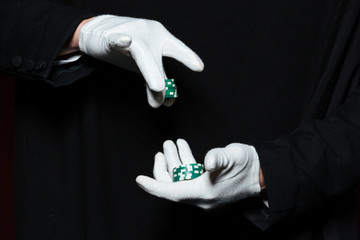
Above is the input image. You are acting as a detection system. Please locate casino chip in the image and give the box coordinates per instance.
[165,79,178,98]
[172,163,204,182]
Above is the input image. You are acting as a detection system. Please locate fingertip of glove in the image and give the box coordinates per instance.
[193,57,205,72]
[181,55,204,73]
[135,175,149,188]
[176,138,189,148]
[204,159,217,172]
[204,150,220,172]
[148,101,162,108]
[146,87,165,108]
[135,175,143,185]
[147,94,164,108]
[163,139,175,148]
[163,98,175,107]
[154,152,165,162]
[155,151,163,157]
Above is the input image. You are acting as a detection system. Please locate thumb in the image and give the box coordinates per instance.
[107,33,132,49]
[163,37,204,72]
[204,148,228,172]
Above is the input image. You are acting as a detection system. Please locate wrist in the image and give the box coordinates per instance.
[259,167,266,190]
[58,17,95,57]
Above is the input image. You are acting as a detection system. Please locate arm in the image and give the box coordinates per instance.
[0,0,96,86]
[252,87,360,228]
[58,18,94,57]
[0,1,204,107]
[136,86,360,229]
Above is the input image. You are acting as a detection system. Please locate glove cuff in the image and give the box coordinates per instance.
[78,15,109,55]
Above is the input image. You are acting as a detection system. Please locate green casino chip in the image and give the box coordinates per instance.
[165,79,178,98]
[172,163,204,182]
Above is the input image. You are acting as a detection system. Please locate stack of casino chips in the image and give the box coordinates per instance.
[165,79,178,98]
[172,163,205,182]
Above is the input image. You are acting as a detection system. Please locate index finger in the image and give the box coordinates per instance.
[176,139,197,164]
[163,140,182,177]
[163,37,204,72]
[130,41,165,92]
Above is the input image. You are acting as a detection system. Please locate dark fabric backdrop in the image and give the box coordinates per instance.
[1,0,360,239]
[0,74,15,240]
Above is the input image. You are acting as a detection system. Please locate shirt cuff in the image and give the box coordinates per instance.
[53,53,83,66]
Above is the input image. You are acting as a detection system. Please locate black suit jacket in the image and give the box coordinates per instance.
[1,0,359,239]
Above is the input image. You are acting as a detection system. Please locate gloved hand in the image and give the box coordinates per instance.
[136,139,261,210]
[79,15,204,108]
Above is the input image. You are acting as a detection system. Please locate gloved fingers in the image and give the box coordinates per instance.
[107,33,132,50]
[135,175,203,202]
[204,148,228,172]
[176,139,196,164]
[163,37,204,72]
[162,98,175,107]
[135,175,179,201]
[145,86,165,108]
[130,41,166,92]
[153,152,172,182]
[163,140,182,176]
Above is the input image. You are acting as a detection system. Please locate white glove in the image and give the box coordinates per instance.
[79,15,204,108]
[136,139,261,210]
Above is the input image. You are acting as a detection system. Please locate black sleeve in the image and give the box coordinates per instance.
[248,86,360,230]
[0,0,98,86]
[242,0,360,230]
